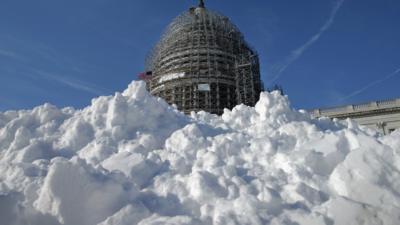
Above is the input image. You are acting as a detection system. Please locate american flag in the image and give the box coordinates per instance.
[138,71,153,80]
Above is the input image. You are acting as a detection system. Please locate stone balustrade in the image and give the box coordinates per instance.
[311,98,400,117]
[310,98,400,134]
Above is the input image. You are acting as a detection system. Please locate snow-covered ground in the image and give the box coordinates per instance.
[0,81,399,225]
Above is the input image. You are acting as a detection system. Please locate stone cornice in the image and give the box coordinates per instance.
[310,98,400,119]
[322,107,400,119]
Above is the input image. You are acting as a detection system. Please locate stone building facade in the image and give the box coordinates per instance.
[143,1,263,115]
[312,98,400,134]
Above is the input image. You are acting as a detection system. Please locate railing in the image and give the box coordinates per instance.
[353,103,372,110]
[320,106,349,114]
[311,98,400,117]
[377,99,398,106]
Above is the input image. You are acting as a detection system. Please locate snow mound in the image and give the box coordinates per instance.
[1,81,399,225]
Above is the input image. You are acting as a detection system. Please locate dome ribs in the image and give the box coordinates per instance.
[145,7,263,115]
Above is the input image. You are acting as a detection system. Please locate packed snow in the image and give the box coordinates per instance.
[0,81,399,225]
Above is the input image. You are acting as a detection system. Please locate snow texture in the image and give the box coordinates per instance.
[0,81,399,225]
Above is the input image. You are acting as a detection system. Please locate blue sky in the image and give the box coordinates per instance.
[1,0,399,111]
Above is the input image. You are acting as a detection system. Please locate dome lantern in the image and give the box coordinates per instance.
[198,0,205,8]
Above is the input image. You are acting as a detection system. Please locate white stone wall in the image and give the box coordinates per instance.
[353,113,400,134]
[312,98,400,134]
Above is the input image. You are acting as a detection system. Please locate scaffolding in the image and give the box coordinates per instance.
[144,3,263,115]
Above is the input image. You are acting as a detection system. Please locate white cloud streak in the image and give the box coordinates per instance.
[270,0,345,82]
[0,48,27,61]
[31,69,107,96]
[1,37,108,98]
[0,49,17,57]
[338,67,400,102]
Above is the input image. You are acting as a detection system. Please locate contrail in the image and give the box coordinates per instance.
[269,0,345,82]
[31,69,107,96]
[0,49,16,58]
[0,48,26,61]
[338,67,400,102]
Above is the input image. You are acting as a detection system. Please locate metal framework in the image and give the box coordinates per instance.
[144,2,263,115]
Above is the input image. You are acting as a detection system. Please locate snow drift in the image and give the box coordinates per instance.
[0,81,399,225]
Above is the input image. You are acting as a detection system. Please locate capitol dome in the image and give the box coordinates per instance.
[144,1,263,115]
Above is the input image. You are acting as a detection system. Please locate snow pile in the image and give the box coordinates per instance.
[1,81,400,225]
